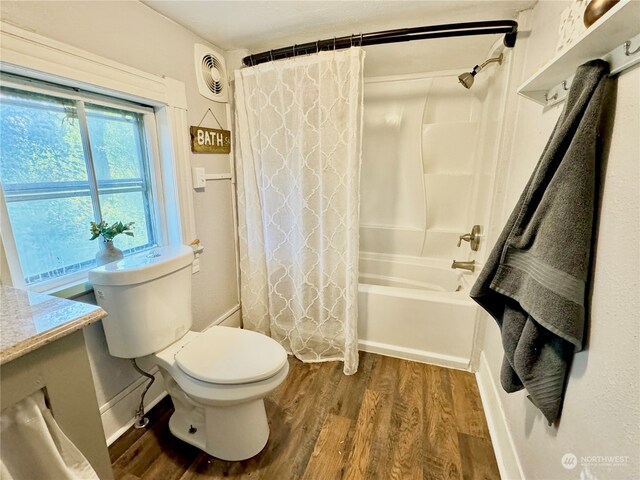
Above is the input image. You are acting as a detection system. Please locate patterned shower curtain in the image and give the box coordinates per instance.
[234,48,365,374]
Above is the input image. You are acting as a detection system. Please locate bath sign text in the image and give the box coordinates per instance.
[190,126,231,154]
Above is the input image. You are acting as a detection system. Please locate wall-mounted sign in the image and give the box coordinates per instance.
[190,126,231,154]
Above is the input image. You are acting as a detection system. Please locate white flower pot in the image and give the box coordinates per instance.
[96,239,124,266]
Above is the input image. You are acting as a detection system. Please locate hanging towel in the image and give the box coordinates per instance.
[0,390,99,480]
[470,60,610,424]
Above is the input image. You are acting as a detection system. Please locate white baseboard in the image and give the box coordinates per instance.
[207,304,241,328]
[358,339,471,371]
[476,352,524,480]
[100,367,168,445]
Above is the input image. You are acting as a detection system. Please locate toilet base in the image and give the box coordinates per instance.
[164,377,270,461]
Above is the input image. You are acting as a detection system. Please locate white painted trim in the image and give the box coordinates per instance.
[225,100,242,310]
[104,390,167,446]
[143,112,170,247]
[358,339,471,371]
[162,76,188,110]
[204,304,241,329]
[0,21,184,108]
[156,105,197,244]
[468,307,488,372]
[98,366,159,415]
[205,173,233,181]
[100,366,167,445]
[105,389,167,446]
[476,351,524,480]
[0,183,25,288]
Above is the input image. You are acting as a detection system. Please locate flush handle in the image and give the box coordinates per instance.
[457,225,481,251]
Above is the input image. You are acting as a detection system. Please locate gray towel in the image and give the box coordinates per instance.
[470,60,610,424]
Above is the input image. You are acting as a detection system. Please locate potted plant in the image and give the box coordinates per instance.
[90,220,135,265]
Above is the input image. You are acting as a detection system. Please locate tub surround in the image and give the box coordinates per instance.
[0,285,106,365]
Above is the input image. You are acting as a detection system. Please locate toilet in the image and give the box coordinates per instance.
[88,245,288,461]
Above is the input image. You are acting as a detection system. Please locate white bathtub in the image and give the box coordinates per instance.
[357,252,479,370]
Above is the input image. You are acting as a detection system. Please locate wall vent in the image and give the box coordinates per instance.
[194,44,228,103]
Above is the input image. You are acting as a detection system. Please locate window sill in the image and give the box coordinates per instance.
[46,278,94,300]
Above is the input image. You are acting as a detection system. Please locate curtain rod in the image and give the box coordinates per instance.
[242,20,518,67]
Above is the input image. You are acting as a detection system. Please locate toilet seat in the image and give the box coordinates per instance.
[152,328,289,407]
[175,326,287,385]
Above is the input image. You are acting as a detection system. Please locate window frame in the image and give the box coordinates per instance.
[0,76,170,293]
[0,20,198,296]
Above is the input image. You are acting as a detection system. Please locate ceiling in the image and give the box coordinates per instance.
[142,1,537,53]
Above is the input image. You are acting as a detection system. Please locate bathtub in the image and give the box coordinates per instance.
[357,252,479,370]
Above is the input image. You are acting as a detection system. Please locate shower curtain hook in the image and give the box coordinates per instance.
[562,80,569,91]
[350,34,354,48]
[293,44,297,56]
[334,37,337,50]
[360,33,364,46]
[270,50,274,62]
[316,40,320,53]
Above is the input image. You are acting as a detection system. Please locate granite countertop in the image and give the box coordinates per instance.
[0,285,107,365]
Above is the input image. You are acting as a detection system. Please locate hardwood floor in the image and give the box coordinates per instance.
[109,353,499,480]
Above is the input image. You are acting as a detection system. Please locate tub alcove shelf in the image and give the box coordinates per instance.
[518,0,640,105]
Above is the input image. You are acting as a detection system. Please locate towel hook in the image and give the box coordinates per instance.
[544,92,558,102]
[562,80,569,91]
[624,40,640,56]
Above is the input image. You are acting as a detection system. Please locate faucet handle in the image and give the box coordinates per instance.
[457,225,481,251]
[457,234,472,247]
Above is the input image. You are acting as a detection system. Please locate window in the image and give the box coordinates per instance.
[0,76,162,290]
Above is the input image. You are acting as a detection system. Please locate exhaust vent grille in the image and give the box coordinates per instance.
[195,44,228,103]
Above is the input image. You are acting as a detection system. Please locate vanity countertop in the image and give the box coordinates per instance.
[0,285,107,365]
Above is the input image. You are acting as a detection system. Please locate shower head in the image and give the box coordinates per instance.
[458,71,476,89]
[458,53,503,89]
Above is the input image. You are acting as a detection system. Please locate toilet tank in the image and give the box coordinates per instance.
[88,245,194,358]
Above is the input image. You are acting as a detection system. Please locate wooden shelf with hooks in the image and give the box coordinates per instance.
[518,0,640,105]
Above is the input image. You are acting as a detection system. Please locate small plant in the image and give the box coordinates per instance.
[90,221,135,242]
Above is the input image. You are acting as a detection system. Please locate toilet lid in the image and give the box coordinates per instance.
[175,326,288,385]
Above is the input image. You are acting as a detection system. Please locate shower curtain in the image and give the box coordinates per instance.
[234,48,365,374]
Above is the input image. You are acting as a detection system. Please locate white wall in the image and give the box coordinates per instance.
[478,2,640,479]
[0,0,241,442]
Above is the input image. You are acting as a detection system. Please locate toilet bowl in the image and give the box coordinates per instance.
[152,327,289,461]
[88,245,289,461]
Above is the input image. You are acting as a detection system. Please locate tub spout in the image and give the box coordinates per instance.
[451,260,475,272]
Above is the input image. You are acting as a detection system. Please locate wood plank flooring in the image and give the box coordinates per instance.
[109,353,499,480]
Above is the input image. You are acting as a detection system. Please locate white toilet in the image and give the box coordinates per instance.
[88,245,288,461]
